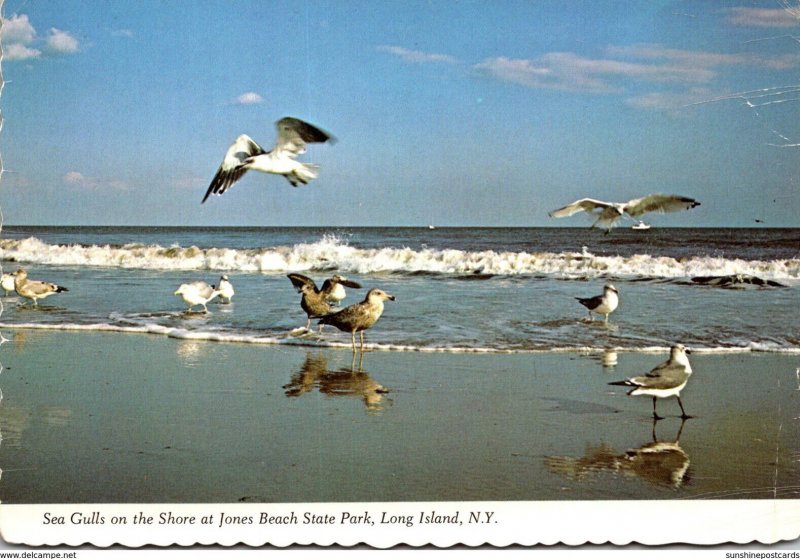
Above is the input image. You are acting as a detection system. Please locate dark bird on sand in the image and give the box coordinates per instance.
[609,344,693,420]
[202,117,335,203]
[318,288,395,351]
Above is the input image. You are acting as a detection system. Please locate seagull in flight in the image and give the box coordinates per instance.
[548,193,700,232]
[202,117,335,203]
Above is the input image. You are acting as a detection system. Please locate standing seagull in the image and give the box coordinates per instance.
[1,271,17,296]
[174,281,221,313]
[13,268,68,306]
[202,117,335,203]
[318,288,396,352]
[287,273,362,305]
[609,344,694,420]
[213,275,235,304]
[294,282,334,332]
[549,193,700,232]
[576,284,619,322]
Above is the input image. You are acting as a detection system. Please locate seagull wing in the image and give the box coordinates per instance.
[187,281,216,298]
[273,117,335,157]
[548,198,614,218]
[322,277,362,290]
[25,280,66,296]
[320,301,369,327]
[633,361,690,389]
[287,273,318,293]
[202,134,267,203]
[623,194,700,217]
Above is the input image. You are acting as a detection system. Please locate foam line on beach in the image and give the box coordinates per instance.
[0,236,798,282]
[1,321,799,354]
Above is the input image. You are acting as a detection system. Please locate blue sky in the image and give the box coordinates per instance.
[1,0,798,226]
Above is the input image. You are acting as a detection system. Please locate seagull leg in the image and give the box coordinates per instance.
[305,317,312,330]
[350,331,356,353]
[677,396,693,419]
[360,331,365,352]
[652,397,663,420]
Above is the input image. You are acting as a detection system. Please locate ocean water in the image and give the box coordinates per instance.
[0,226,798,353]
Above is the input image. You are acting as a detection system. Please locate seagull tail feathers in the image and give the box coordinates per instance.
[608,379,633,386]
[285,163,320,187]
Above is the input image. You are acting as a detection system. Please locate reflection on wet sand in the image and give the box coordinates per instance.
[283,352,390,412]
[545,419,690,489]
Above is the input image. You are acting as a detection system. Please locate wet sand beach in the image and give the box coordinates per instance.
[0,330,797,503]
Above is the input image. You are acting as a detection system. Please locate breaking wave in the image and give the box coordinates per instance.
[0,235,798,282]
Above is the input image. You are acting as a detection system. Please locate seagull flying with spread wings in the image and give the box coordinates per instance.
[548,193,700,232]
[202,117,335,203]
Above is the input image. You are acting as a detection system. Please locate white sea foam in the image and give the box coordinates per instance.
[0,236,798,281]
[1,321,798,354]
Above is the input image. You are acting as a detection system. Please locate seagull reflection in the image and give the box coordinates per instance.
[601,349,618,368]
[544,419,690,489]
[283,352,390,412]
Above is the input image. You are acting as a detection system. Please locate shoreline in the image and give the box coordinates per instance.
[0,329,797,504]
[1,323,799,355]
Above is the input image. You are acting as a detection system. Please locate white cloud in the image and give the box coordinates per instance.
[46,28,79,54]
[1,14,80,61]
[1,13,36,44]
[233,92,264,105]
[4,42,42,61]
[474,46,800,98]
[474,52,713,94]
[63,171,127,191]
[624,88,715,111]
[63,171,88,185]
[726,7,799,28]
[1,13,40,59]
[378,45,458,64]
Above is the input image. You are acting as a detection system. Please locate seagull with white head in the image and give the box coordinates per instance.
[202,117,335,203]
[549,193,700,233]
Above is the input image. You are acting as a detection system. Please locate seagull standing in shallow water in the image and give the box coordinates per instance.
[213,275,235,303]
[548,193,700,233]
[174,281,221,312]
[202,117,335,203]
[576,284,619,322]
[319,288,395,352]
[1,271,17,296]
[609,344,694,420]
[13,268,69,306]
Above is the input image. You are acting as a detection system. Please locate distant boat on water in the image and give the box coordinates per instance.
[632,221,651,231]
[428,225,436,230]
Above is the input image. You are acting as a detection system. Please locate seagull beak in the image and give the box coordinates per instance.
[387,294,396,301]
[174,289,181,295]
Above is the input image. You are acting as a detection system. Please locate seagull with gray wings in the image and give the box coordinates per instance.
[549,193,700,232]
[319,288,396,352]
[609,344,694,420]
[202,117,335,203]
